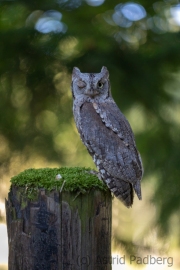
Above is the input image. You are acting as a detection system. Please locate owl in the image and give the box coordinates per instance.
[71,66,143,207]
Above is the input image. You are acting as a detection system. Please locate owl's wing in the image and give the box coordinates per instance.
[93,100,143,177]
[80,102,142,202]
[93,100,136,148]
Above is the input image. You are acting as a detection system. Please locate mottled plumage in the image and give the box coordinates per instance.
[71,66,143,207]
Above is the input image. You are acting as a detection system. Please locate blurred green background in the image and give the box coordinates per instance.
[0,0,180,269]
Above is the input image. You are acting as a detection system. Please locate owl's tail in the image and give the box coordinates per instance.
[133,181,142,200]
[105,178,134,207]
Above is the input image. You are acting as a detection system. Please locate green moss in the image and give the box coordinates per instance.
[10,167,108,199]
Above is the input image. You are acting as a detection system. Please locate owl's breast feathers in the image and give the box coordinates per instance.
[78,101,143,206]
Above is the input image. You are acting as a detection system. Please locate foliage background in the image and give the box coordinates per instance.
[0,0,180,268]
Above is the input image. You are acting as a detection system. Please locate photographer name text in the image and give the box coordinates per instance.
[96,254,173,267]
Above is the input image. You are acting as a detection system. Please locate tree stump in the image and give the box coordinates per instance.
[5,168,112,270]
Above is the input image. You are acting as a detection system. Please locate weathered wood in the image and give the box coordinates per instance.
[6,185,112,270]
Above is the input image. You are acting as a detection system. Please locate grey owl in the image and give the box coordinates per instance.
[71,66,143,207]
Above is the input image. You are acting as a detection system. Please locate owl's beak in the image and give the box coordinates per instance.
[85,89,98,98]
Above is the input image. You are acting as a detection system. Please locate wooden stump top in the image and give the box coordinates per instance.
[6,167,112,270]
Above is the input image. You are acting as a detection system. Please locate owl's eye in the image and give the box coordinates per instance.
[98,82,104,88]
[77,80,86,88]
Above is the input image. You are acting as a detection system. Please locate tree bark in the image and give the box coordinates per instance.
[6,185,112,270]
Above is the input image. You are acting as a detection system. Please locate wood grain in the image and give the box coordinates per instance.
[6,186,112,270]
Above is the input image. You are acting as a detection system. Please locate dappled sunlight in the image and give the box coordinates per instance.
[56,0,81,10]
[170,4,180,26]
[112,182,178,270]
[0,135,10,162]
[112,178,157,247]
[0,150,60,224]
[114,3,146,23]
[112,173,180,269]
[125,104,149,134]
[58,36,81,60]
[53,71,71,95]
[86,0,105,7]
[0,203,5,221]
[53,120,95,167]
[100,8,147,48]
[53,122,79,156]
[26,10,67,34]
[160,103,180,126]
[98,1,180,47]
[164,70,180,99]
[36,110,59,134]
[0,265,7,270]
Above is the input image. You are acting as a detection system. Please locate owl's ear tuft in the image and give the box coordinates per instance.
[101,66,109,78]
[72,67,81,78]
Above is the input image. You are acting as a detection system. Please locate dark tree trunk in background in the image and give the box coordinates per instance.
[5,185,112,270]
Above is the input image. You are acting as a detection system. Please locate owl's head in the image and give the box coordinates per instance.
[71,66,111,100]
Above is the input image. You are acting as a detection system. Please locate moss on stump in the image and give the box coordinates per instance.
[10,167,108,200]
[6,167,112,270]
